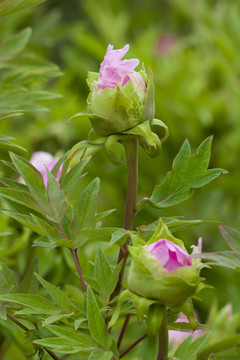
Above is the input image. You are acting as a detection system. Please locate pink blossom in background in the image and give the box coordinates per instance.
[157,34,178,55]
[169,313,203,347]
[97,44,145,92]
[30,151,62,188]
[147,239,192,273]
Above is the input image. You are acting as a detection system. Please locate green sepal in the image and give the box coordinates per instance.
[152,118,169,143]
[123,120,156,147]
[104,134,123,165]
[128,290,159,322]
[147,218,184,248]
[147,304,164,335]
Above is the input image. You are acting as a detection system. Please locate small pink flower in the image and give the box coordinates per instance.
[97,44,145,92]
[147,239,192,273]
[30,151,62,188]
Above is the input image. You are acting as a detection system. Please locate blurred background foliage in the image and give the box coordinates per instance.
[1,0,240,358]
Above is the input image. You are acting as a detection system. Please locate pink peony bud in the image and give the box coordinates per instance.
[97,44,144,92]
[147,239,192,273]
[169,313,202,348]
[86,44,154,136]
[29,151,62,188]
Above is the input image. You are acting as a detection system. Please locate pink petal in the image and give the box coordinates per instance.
[29,151,62,188]
[98,44,140,91]
[147,239,191,273]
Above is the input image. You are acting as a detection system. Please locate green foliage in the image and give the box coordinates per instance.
[0,0,46,17]
[139,137,226,209]
[87,287,112,351]
[0,1,240,359]
[174,333,210,360]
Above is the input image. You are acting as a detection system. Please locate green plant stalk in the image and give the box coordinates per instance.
[157,307,168,360]
[110,135,138,300]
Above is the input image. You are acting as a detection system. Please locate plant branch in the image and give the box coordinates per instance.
[117,313,131,350]
[57,223,87,293]
[157,307,168,360]
[7,313,28,332]
[119,333,148,359]
[110,136,138,301]
[71,248,87,292]
[7,312,60,360]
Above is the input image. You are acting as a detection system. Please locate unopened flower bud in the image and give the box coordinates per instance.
[127,239,201,307]
[87,44,154,136]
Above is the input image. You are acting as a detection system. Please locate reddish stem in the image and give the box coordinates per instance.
[119,333,148,359]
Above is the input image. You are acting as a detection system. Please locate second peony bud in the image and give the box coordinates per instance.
[127,238,201,307]
[87,44,155,136]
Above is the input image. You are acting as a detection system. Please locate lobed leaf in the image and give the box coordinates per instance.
[138,137,226,209]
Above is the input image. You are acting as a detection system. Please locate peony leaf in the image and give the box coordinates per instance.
[138,136,227,209]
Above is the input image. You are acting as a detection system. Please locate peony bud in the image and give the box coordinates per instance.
[169,313,202,348]
[127,239,201,307]
[29,151,62,188]
[87,44,155,136]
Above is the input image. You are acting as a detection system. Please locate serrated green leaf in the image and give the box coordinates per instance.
[34,273,76,313]
[89,350,113,360]
[110,228,129,246]
[46,325,96,347]
[0,210,47,235]
[186,333,210,360]
[108,290,131,328]
[20,257,38,294]
[33,337,94,353]
[0,140,27,153]
[62,157,90,192]
[174,334,194,359]
[74,228,118,246]
[0,28,32,60]
[139,137,226,209]
[88,209,116,227]
[0,187,45,215]
[43,313,74,326]
[75,177,100,230]
[0,294,58,313]
[87,287,112,350]
[0,262,16,294]
[95,249,111,300]
[0,0,46,17]
[0,177,29,191]
[46,168,67,222]
[30,214,61,240]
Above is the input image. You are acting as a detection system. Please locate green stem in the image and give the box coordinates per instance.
[157,307,168,360]
[110,136,138,301]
